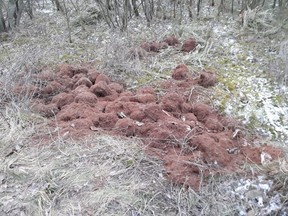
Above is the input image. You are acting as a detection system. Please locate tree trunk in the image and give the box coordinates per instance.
[96,0,115,28]
[132,0,139,17]
[26,0,33,19]
[141,0,153,26]
[173,0,176,18]
[113,0,120,27]
[15,0,24,27]
[121,0,130,31]
[0,0,7,33]
[62,0,72,43]
[197,0,201,16]
[217,0,225,16]
[7,0,24,29]
[8,0,17,28]
[179,0,183,24]
[188,0,193,18]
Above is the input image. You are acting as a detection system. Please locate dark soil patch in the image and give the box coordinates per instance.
[29,64,283,190]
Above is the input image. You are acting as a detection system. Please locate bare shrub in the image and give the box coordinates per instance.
[268,40,288,86]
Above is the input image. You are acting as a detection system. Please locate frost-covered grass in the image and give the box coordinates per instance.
[200,12,288,142]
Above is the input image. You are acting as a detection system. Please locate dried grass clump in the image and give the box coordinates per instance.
[241,8,274,32]
[0,135,164,215]
[2,127,287,215]
[100,31,144,82]
[268,40,288,86]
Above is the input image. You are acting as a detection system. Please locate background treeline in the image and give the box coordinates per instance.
[0,0,287,33]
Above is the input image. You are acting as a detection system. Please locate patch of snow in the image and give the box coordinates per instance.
[210,18,288,141]
[221,176,284,216]
[261,194,282,215]
[39,9,53,14]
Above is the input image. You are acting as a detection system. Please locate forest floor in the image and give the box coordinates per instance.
[0,2,288,216]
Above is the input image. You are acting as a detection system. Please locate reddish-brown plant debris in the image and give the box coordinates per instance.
[28,64,283,190]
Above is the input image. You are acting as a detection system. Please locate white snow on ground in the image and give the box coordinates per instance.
[211,20,288,141]
[219,176,286,216]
